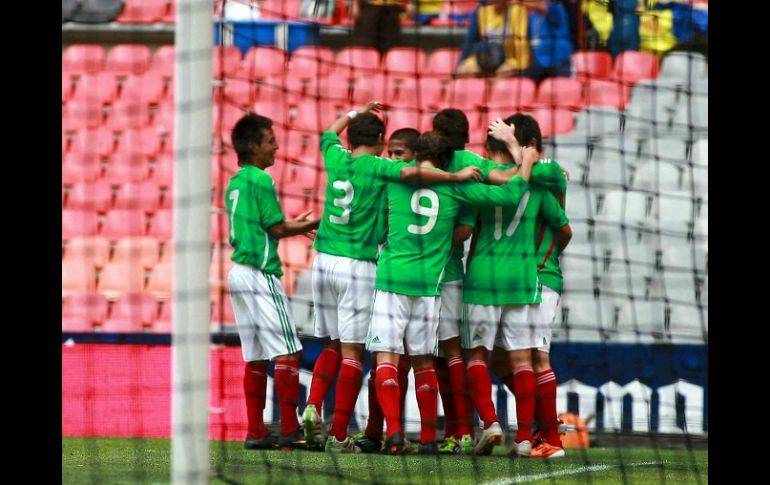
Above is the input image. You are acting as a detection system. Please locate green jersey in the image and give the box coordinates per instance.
[464,165,569,305]
[376,167,530,297]
[225,165,286,276]
[443,205,477,283]
[314,131,407,261]
[448,150,500,180]
[531,159,568,293]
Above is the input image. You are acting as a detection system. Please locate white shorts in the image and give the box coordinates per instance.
[529,286,560,353]
[463,302,544,352]
[366,289,440,356]
[438,280,463,342]
[228,264,303,362]
[311,252,376,344]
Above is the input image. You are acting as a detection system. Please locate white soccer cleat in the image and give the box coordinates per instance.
[509,439,532,457]
[474,422,503,455]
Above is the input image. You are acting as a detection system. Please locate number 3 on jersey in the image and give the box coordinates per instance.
[408,189,439,235]
[329,180,354,225]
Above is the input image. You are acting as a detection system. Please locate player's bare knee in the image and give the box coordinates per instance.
[340,342,365,361]
[532,349,551,372]
[410,354,434,370]
[439,337,462,358]
[509,349,532,367]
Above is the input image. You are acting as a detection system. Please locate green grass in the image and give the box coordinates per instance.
[63,437,707,485]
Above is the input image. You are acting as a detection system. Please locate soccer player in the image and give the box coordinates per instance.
[367,131,536,454]
[462,114,571,458]
[225,113,321,450]
[487,115,570,459]
[301,103,482,452]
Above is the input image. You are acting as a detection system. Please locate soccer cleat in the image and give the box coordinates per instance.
[438,436,458,454]
[351,432,383,453]
[325,435,362,453]
[302,404,324,450]
[474,422,503,455]
[278,429,307,449]
[508,439,532,457]
[458,434,474,455]
[530,441,565,459]
[383,431,409,455]
[244,433,278,450]
[417,441,439,455]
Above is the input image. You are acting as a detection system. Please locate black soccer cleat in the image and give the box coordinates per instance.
[278,429,308,450]
[244,433,278,450]
[383,431,408,455]
[352,434,383,454]
[417,441,439,455]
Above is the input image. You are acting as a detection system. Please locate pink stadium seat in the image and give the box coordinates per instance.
[350,73,386,105]
[254,74,290,103]
[112,236,161,269]
[62,291,109,331]
[283,132,320,161]
[289,46,335,78]
[62,209,100,239]
[211,211,229,244]
[113,128,163,156]
[292,101,341,133]
[253,99,291,127]
[116,0,168,23]
[102,293,159,333]
[113,181,162,212]
[443,78,489,110]
[161,0,175,22]
[62,259,98,295]
[584,79,630,110]
[209,245,234,299]
[243,46,287,80]
[613,51,659,86]
[118,72,165,105]
[148,209,172,240]
[534,77,584,111]
[150,153,174,188]
[384,76,421,109]
[386,108,431,132]
[332,47,381,78]
[68,128,116,157]
[150,45,175,80]
[64,236,111,269]
[212,103,249,138]
[152,103,174,134]
[101,209,148,240]
[486,77,537,110]
[572,51,613,82]
[211,296,236,326]
[65,181,112,212]
[105,100,153,130]
[153,302,172,332]
[105,45,153,76]
[278,185,313,219]
[98,261,147,298]
[62,73,73,103]
[147,260,173,299]
[529,108,575,138]
[62,152,103,185]
[104,152,151,185]
[63,100,105,130]
[260,0,301,19]
[69,72,119,105]
[212,46,244,79]
[218,78,255,108]
[62,45,105,75]
[383,48,427,75]
[425,49,461,77]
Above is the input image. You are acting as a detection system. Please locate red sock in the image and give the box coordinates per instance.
[435,358,457,439]
[398,356,411,417]
[447,356,474,437]
[330,358,364,441]
[375,363,401,437]
[274,359,300,437]
[307,347,341,410]
[414,367,439,443]
[513,365,536,443]
[365,365,384,440]
[501,372,515,395]
[244,362,269,439]
[536,368,562,446]
[466,360,498,428]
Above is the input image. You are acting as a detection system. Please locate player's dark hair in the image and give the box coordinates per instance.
[231,113,273,164]
[508,113,543,152]
[348,113,386,148]
[485,132,510,157]
[389,127,420,151]
[414,131,454,171]
[432,108,469,151]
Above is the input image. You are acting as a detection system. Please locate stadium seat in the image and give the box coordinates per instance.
[347,72,386,105]
[147,260,173,299]
[632,161,683,193]
[563,185,595,222]
[650,194,697,236]
[63,100,105,130]
[613,299,666,342]
[101,209,148,240]
[383,48,427,75]
[116,0,168,23]
[62,291,109,331]
[289,46,335,78]
[486,78,537,111]
[70,0,125,22]
[612,51,660,86]
[112,236,162,269]
[62,259,98,295]
[62,152,103,185]
[386,108,428,133]
[290,269,314,335]
[63,236,111,270]
[153,302,172,332]
[383,76,422,109]
[292,101,342,133]
[586,147,634,189]
[572,108,624,138]
[102,292,159,333]
[118,72,166,106]
[691,139,707,166]
[65,181,112,212]
[212,46,244,79]
[683,163,708,195]
[63,209,100,239]
[69,72,119,105]
[62,45,105,75]
[659,51,707,82]
[530,108,575,138]
[333,46,382,78]
[98,261,148,298]
[150,154,174,188]
[443,78,489,110]
[670,92,708,139]
[112,181,161,212]
[571,51,613,82]
[210,211,229,244]
[424,49,461,77]
[622,84,678,137]
[534,77,584,111]
[103,152,151,185]
[560,294,612,341]
[242,46,287,80]
[209,246,234,299]
[113,128,163,156]
[105,45,153,76]
[584,80,630,110]
[148,209,172,241]
[260,0,301,19]
[660,242,707,277]
[105,100,153,130]
[150,45,175,80]
[638,137,688,165]
[667,300,707,341]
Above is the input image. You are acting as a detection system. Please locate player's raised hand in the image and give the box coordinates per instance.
[488,118,517,146]
[454,166,483,182]
[522,146,540,167]
[355,101,384,115]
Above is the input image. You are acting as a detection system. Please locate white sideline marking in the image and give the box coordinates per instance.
[480,461,661,484]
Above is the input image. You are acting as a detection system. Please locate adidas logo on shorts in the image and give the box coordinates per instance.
[472,333,482,341]
[371,336,381,344]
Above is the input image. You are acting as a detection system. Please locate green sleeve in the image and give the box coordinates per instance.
[455,204,477,227]
[256,173,285,229]
[540,189,569,229]
[453,176,529,207]
[371,157,409,181]
[530,160,566,189]
[455,151,499,180]
[375,193,389,244]
[321,131,346,159]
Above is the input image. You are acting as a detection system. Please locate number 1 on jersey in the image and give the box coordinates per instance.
[493,191,530,240]
[228,189,239,239]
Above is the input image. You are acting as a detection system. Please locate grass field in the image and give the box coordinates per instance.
[63,437,707,484]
